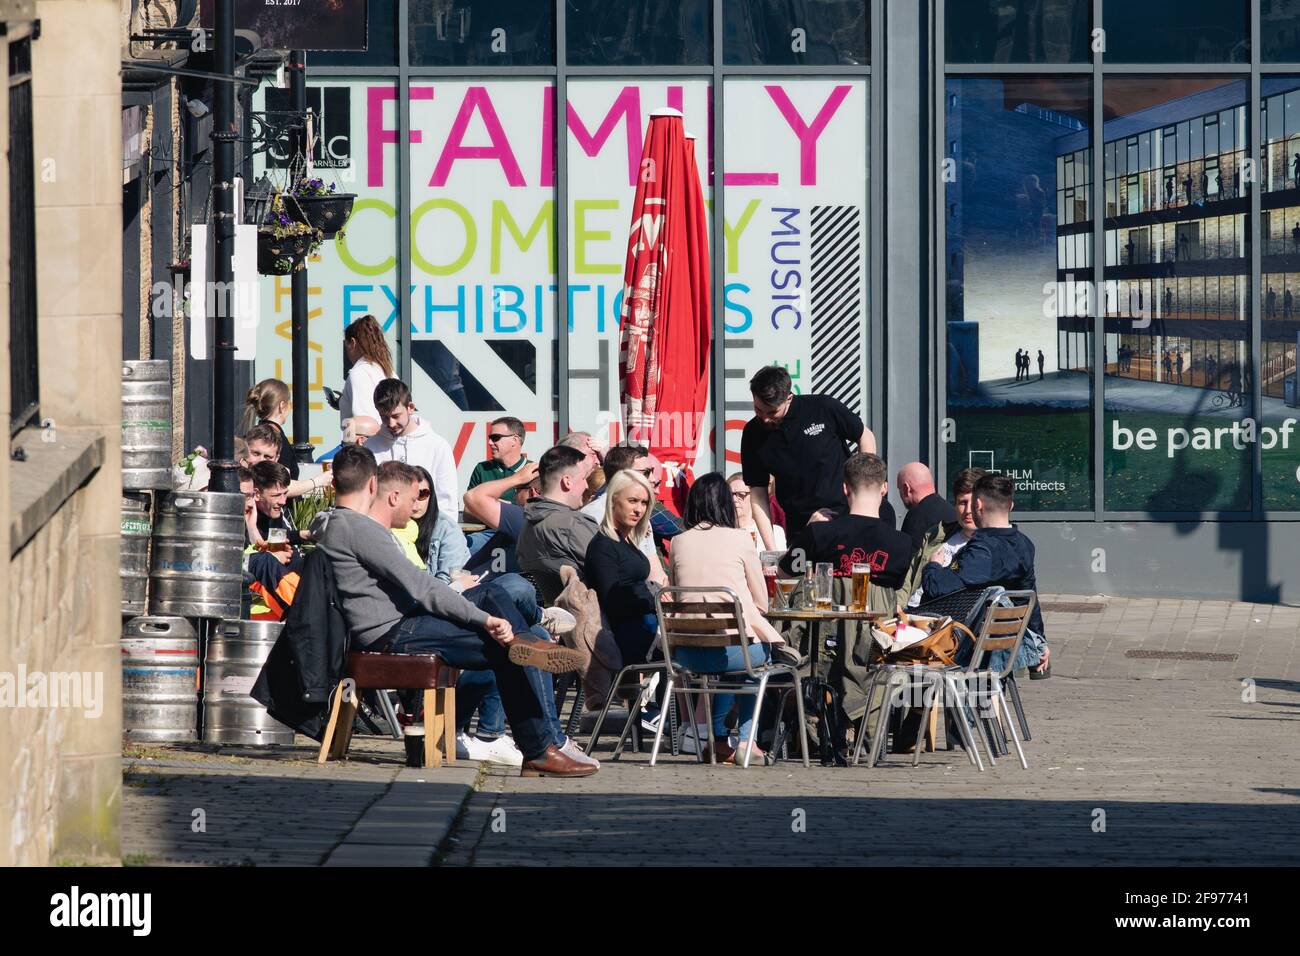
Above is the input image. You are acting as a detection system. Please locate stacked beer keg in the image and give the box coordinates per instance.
[119,361,292,746]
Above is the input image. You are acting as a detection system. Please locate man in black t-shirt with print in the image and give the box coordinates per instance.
[778,452,914,587]
[741,365,886,549]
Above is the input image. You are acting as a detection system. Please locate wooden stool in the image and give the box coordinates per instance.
[317,651,460,768]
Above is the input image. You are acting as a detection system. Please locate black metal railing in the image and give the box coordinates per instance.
[9,35,38,436]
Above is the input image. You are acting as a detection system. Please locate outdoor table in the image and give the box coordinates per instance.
[764,607,886,670]
[762,607,884,766]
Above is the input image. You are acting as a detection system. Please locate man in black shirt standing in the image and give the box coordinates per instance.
[778,453,914,588]
[896,461,959,552]
[741,365,881,550]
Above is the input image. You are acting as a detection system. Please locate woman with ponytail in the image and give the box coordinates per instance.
[339,315,394,433]
[240,378,299,481]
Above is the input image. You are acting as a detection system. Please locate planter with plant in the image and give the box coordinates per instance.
[290,177,354,238]
[257,191,321,275]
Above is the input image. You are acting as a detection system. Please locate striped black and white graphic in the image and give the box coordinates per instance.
[810,205,864,418]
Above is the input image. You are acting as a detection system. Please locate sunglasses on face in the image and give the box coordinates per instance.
[417,487,431,501]
[488,433,515,443]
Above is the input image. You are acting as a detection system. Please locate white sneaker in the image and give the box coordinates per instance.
[560,737,600,768]
[457,732,524,767]
[540,606,577,637]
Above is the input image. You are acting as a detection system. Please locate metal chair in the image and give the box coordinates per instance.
[914,585,1033,743]
[583,658,676,761]
[651,586,809,769]
[949,590,1037,769]
[850,625,992,771]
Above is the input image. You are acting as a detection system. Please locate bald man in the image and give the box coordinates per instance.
[897,462,958,551]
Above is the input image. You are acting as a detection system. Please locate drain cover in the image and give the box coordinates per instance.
[1041,602,1106,613]
[1124,650,1238,662]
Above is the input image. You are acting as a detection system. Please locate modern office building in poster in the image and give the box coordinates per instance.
[116,1,1300,602]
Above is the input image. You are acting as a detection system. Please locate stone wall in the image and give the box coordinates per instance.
[0,0,123,866]
[4,488,120,865]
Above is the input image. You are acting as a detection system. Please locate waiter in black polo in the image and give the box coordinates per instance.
[741,365,891,551]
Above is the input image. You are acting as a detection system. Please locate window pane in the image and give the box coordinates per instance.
[945,76,1094,511]
[1102,76,1251,513]
[1261,76,1300,510]
[406,80,559,482]
[1263,0,1300,63]
[946,0,1090,64]
[312,2,397,66]
[1102,1,1248,64]
[565,79,715,473]
[409,0,554,66]
[254,79,401,448]
[725,0,868,66]
[567,0,711,66]
[722,78,870,472]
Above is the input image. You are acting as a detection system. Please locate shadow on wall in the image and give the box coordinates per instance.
[1142,384,1281,603]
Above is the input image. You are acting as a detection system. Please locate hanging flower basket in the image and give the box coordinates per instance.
[257,228,314,275]
[295,192,354,238]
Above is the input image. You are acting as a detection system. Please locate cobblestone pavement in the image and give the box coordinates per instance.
[120,739,478,866]
[121,596,1300,866]
[442,596,1300,866]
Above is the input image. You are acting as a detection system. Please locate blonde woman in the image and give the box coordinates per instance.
[584,468,667,665]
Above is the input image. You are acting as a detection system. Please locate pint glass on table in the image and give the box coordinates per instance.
[850,563,871,612]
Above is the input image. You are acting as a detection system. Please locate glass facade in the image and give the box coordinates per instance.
[249,2,1300,521]
[944,6,1300,520]
[255,1,873,493]
[944,76,1095,511]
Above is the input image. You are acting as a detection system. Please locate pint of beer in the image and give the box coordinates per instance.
[850,563,871,612]
[266,527,291,554]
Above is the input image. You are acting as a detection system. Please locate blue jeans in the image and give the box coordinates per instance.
[470,573,541,626]
[455,669,506,739]
[385,582,561,760]
[454,575,546,740]
[673,643,772,740]
[956,628,1047,674]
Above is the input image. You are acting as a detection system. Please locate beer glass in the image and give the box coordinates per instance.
[266,527,290,554]
[850,563,871,612]
[774,577,798,610]
[814,563,833,610]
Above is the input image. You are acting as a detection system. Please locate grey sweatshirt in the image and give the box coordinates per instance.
[517,496,600,579]
[318,506,489,648]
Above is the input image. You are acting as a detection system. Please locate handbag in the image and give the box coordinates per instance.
[869,615,972,667]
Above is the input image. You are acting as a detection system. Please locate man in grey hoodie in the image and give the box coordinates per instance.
[517,445,600,589]
[319,444,597,778]
[367,379,459,519]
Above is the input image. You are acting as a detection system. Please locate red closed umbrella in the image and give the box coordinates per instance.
[619,108,712,510]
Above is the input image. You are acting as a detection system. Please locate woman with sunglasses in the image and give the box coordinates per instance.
[728,472,786,555]
[392,467,473,585]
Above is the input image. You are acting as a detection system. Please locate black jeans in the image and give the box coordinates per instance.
[384,583,556,761]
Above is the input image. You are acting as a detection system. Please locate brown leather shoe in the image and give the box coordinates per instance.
[507,634,585,673]
[520,744,600,777]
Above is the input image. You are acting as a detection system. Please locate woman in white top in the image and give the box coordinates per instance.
[339,315,394,431]
[727,471,786,554]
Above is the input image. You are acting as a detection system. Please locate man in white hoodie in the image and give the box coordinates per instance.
[366,379,459,519]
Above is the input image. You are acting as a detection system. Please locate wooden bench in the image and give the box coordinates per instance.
[317,651,460,768]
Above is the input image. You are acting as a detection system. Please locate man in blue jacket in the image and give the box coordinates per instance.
[921,473,1050,676]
